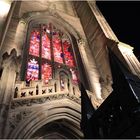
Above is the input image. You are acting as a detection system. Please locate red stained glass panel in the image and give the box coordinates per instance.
[42,63,52,84]
[29,30,40,57]
[52,31,63,64]
[42,32,51,60]
[26,58,39,81]
[62,39,75,67]
[27,24,79,85]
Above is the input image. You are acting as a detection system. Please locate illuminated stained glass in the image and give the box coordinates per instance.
[29,30,40,57]
[42,32,51,60]
[42,63,52,84]
[63,38,75,67]
[70,69,78,84]
[26,58,39,80]
[26,24,79,85]
[52,30,63,63]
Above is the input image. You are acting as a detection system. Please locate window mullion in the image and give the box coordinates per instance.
[60,33,65,65]
[23,27,31,81]
[50,24,55,78]
[39,24,42,80]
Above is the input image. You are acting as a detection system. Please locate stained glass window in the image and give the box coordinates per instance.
[42,62,52,84]
[26,58,39,81]
[62,38,75,67]
[26,23,78,85]
[29,30,40,57]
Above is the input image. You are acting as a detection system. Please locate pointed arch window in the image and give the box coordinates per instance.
[26,23,78,84]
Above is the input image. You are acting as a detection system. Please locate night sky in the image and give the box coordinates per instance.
[96,1,140,61]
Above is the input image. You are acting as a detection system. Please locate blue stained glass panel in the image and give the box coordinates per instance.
[26,58,39,81]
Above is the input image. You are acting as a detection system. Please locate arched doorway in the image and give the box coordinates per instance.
[9,99,83,139]
[31,119,82,139]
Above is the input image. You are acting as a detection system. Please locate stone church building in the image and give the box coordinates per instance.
[0,0,139,139]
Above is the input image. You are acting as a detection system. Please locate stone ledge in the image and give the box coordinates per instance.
[11,93,81,109]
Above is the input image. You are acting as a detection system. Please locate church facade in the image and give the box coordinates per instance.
[0,0,139,138]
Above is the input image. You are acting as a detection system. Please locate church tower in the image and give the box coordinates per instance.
[0,0,139,138]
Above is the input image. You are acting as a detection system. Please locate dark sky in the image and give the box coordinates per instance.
[96,1,140,61]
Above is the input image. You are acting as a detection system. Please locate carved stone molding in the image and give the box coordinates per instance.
[8,93,81,136]
[9,109,32,129]
[22,8,80,40]
[11,93,80,109]
[2,49,21,73]
[78,39,86,48]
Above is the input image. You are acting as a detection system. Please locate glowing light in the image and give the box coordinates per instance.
[0,1,10,17]
[53,33,63,63]
[46,29,50,33]
[42,32,51,59]
[42,63,52,84]
[26,23,79,86]
[30,58,37,64]
[26,58,39,81]
[63,39,75,67]
[29,30,40,57]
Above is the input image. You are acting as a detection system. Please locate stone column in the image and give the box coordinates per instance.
[63,78,68,91]
[78,39,103,100]
[118,43,140,77]
[68,79,73,95]
[88,1,119,42]
[130,54,140,76]
[122,52,137,75]
[0,1,17,50]
[126,54,138,74]
[131,54,140,70]
[56,78,61,92]
[0,50,18,138]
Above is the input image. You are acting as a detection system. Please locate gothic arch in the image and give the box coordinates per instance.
[18,10,86,83]
[9,100,82,139]
[31,118,81,139]
[20,10,82,61]
[55,68,71,79]
[21,10,81,40]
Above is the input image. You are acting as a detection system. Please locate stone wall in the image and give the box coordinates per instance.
[73,1,114,99]
[18,1,77,18]
[73,1,112,80]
